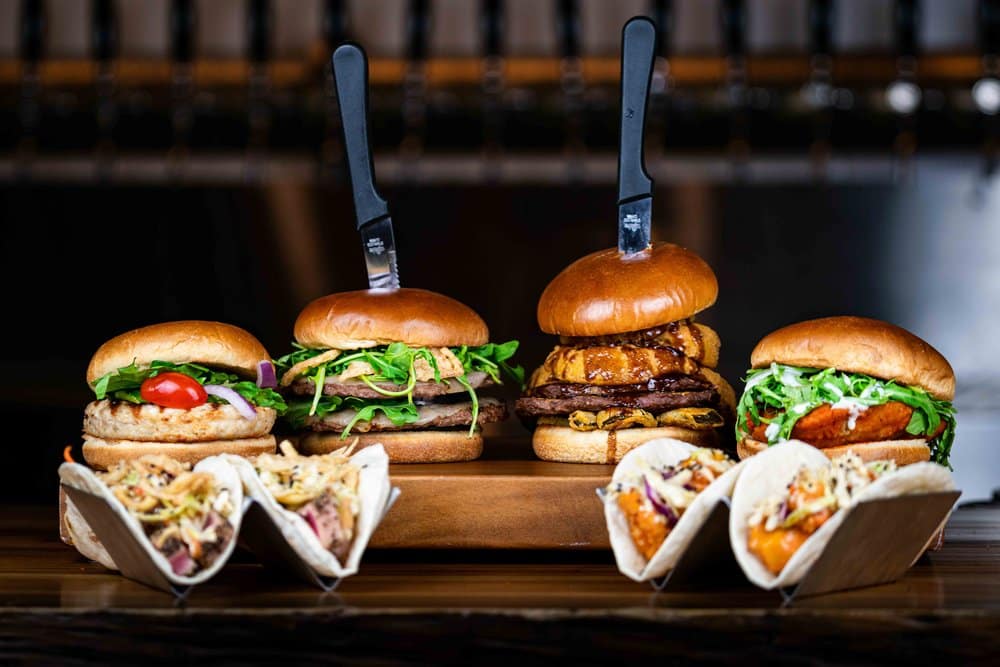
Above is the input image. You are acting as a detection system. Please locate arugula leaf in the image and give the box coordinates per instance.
[91,360,287,413]
[275,340,524,438]
[736,363,956,467]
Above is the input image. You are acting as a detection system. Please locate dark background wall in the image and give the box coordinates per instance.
[3,168,998,504]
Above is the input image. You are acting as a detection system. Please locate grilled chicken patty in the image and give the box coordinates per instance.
[305,397,508,432]
[290,370,492,400]
[515,389,718,417]
[746,401,946,447]
[84,400,277,443]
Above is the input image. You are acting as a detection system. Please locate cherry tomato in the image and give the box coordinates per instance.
[140,372,207,409]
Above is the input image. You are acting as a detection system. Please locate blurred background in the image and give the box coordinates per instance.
[1,0,998,504]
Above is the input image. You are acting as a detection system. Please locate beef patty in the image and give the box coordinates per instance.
[515,389,718,417]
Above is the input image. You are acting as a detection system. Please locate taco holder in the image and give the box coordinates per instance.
[240,488,401,591]
[779,490,961,602]
[62,484,401,596]
[62,484,194,597]
[648,497,745,592]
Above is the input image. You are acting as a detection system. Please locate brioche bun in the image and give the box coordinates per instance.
[737,437,931,466]
[294,288,489,350]
[296,430,483,463]
[81,435,277,470]
[532,425,718,464]
[751,316,955,401]
[537,243,718,336]
[87,320,271,385]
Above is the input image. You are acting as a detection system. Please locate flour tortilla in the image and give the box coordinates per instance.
[227,444,392,578]
[728,440,955,589]
[603,438,745,582]
[58,455,244,586]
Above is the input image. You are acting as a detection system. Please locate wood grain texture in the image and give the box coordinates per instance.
[370,458,614,549]
[3,499,999,663]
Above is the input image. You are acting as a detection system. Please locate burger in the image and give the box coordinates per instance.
[515,243,736,463]
[736,316,956,467]
[82,320,285,469]
[275,288,523,463]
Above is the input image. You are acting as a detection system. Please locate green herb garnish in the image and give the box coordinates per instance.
[736,363,956,467]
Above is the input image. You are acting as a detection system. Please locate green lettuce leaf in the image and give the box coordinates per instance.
[90,360,287,413]
[736,363,956,467]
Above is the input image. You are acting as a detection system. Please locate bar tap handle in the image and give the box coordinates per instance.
[20,0,43,64]
[17,0,45,176]
[974,0,1000,185]
[886,0,921,115]
[973,0,1000,116]
[481,0,505,176]
[804,0,835,174]
[323,0,348,49]
[887,0,921,178]
[647,1,673,159]
[320,0,350,180]
[92,0,118,178]
[720,0,748,173]
[169,0,196,175]
[246,0,272,177]
[401,0,431,168]
[556,0,584,181]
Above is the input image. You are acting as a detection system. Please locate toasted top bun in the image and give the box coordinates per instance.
[294,288,489,350]
[751,316,955,401]
[87,321,271,385]
[537,243,718,336]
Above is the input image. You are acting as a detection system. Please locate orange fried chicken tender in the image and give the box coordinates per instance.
[617,490,668,561]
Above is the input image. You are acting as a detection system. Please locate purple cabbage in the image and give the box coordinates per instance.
[643,477,678,527]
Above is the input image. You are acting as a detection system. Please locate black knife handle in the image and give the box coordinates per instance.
[981,0,1000,57]
[809,0,833,58]
[332,43,389,227]
[170,0,195,64]
[618,17,656,203]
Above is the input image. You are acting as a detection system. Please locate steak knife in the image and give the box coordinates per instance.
[617,17,657,256]
[332,43,400,289]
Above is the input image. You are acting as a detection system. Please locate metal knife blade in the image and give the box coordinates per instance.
[359,216,400,289]
[618,196,652,255]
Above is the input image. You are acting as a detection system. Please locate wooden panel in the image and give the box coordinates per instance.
[370,455,614,549]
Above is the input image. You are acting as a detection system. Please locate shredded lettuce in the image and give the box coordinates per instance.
[736,363,956,467]
[91,360,288,413]
[274,340,523,437]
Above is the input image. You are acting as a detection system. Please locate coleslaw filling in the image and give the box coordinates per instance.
[97,455,235,576]
[605,448,736,560]
[252,441,361,560]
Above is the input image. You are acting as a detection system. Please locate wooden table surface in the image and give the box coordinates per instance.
[3,503,1000,664]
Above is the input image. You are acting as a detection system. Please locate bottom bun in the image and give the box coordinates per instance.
[532,426,718,464]
[737,437,931,466]
[297,430,483,463]
[81,434,277,470]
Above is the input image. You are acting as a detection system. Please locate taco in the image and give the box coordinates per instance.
[602,438,743,581]
[228,440,392,578]
[59,454,243,584]
[729,440,955,589]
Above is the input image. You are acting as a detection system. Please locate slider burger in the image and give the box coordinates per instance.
[515,243,737,463]
[275,288,523,463]
[82,321,286,468]
[736,316,956,467]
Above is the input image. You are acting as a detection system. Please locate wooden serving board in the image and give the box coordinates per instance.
[369,438,614,549]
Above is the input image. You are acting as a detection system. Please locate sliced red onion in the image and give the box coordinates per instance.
[644,477,678,527]
[204,385,257,420]
[661,468,678,480]
[256,360,277,389]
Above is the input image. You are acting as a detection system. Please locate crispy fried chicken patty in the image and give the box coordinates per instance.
[746,401,945,448]
[84,400,277,442]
